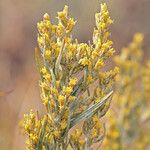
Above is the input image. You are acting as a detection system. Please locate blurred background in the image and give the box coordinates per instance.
[0,0,150,149]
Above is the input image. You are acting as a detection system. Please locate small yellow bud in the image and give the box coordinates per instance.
[69,78,77,87]
[94,59,104,70]
[63,86,72,97]
[79,57,90,66]
[44,49,51,61]
[134,33,144,44]
[43,13,50,20]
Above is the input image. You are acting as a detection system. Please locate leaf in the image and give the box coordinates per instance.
[50,68,56,87]
[71,76,84,96]
[45,144,50,150]
[55,40,64,75]
[35,48,42,73]
[69,91,113,128]
[37,118,47,150]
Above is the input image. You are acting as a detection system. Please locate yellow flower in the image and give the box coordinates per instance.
[69,78,77,87]
[43,13,50,20]
[29,133,38,142]
[56,23,64,37]
[58,95,65,105]
[57,5,68,20]
[56,80,60,89]
[92,50,99,59]
[94,59,104,70]
[60,119,67,129]
[39,81,49,91]
[91,128,98,138]
[79,139,85,146]
[40,67,47,74]
[87,75,93,84]
[57,11,66,22]
[63,86,72,97]
[68,96,76,102]
[50,87,58,96]
[42,96,49,106]
[37,35,45,48]
[43,73,51,82]
[44,49,51,61]
[79,57,90,66]
[66,18,76,33]
[70,129,82,142]
[133,33,144,44]
[53,130,61,139]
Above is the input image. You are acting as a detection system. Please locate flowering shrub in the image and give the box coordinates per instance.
[103,33,150,150]
[21,3,118,150]
[21,2,150,150]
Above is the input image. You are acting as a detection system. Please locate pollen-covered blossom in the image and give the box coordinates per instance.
[21,3,118,150]
[103,33,150,149]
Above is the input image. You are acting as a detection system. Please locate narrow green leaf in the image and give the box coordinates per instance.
[71,76,84,96]
[69,91,113,128]
[35,48,42,73]
[37,119,47,150]
[55,40,64,75]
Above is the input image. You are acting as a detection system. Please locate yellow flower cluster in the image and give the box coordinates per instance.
[103,115,121,150]
[70,129,85,150]
[103,33,150,149]
[143,61,150,99]
[21,3,118,150]
[21,110,46,150]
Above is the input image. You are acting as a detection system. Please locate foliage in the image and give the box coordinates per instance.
[103,33,150,150]
[21,3,118,150]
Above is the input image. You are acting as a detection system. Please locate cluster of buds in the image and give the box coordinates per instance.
[103,33,150,149]
[21,3,118,150]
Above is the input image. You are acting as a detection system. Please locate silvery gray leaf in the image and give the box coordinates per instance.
[69,91,113,128]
